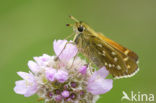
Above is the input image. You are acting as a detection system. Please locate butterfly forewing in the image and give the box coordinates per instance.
[74,31,139,78]
[98,33,138,62]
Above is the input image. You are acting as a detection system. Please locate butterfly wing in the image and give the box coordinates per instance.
[98,33,138,62]
[75,33,139,78]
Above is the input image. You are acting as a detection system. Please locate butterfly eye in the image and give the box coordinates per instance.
[78,26,84,32]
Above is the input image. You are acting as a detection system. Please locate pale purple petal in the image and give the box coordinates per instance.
[45,68,57,81]
[24,81,38,97]
[53,40,67,55]
[14,72,38,97]
[14,80,27,94]
[87,67,113,95]
[55,70,68,83]
[61,90,70,97]
[87,78,113,95]
[53,40,78,63]
[28,60,40,73]
[92,67,109,78]
[17,72,34,81]
[34,54,51,66]
[79,65,87,75]
[33,57,40,64]
[41,54,51,61]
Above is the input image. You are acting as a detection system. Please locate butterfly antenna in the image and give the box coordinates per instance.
[66,16,79,27]
[69,15,79,22]
[66,24,73,27]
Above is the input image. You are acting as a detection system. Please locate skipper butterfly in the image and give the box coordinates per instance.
[66,16,139,79]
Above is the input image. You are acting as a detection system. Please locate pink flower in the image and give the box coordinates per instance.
[45,68,57,82]
[55,70,68,83]
[87,67,113,95]
[14,40,107,102]
[53,40,78,63]
[14,72,38,97]
[61,90,70,98]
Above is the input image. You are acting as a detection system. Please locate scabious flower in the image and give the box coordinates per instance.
[14,40,113,103]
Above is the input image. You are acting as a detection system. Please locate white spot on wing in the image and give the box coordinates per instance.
[127,65,130,69]
[97,44,102,47]
[114,57,118,62]
[124,57,128,61]
[102,51,105,56]
[124,50,129,55]
[112,52,116,55]
[109,64,112,68]
[136,60,139,64]
[116,65,121,70]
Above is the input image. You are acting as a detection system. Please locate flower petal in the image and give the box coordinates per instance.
[33,54,51,66]
[93,67,109,78]
[79,65,87,75]
[28,60,40,73]
[14,72,38,97]
[24,82,38,97]
[45,68,57,81]
[55,70,68,83]
[17,72,34,81]
[87,78,113,95]
[53,40,78,63]
[14,80,27,95]
[87,67,113,95]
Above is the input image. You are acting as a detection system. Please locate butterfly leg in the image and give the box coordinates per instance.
[88,63,93,74]
[69,52,78,69]
[87,59,96,74]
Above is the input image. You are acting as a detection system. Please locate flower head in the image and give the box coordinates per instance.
[14,40,113,103]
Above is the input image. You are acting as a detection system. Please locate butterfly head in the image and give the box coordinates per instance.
[66,16,89,34]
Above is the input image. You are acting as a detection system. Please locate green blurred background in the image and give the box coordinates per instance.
[0,0,156,103]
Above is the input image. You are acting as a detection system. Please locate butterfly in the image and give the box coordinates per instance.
[66,16,139,79]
